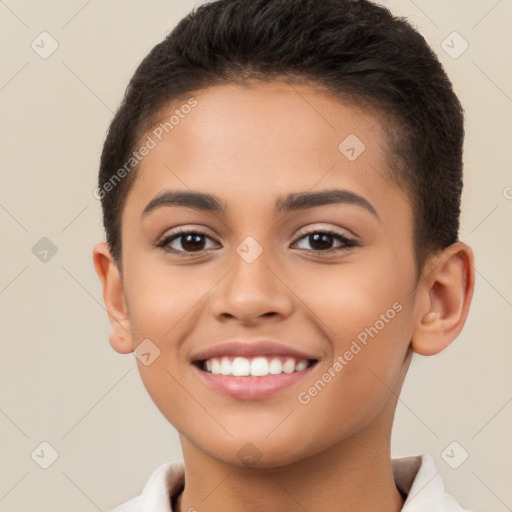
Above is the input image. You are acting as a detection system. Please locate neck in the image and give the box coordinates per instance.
[175,405,404,512]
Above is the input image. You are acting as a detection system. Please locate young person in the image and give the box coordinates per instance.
[93,1,475,510]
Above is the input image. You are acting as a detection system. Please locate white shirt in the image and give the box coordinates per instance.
[109,454,471,511]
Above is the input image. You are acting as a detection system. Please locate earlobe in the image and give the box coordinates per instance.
[411,242,475,356]
[92,242,134,354]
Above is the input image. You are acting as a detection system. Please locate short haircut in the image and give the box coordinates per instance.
[98,0,465,276]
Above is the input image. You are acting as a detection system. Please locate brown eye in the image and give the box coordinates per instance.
[157,230,219,254]
[176,233,207,251]
[292,230,355,253]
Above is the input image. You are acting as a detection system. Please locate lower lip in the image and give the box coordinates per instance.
[193,363,317,400]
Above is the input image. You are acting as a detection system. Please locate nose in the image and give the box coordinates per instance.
[208,249,294,325]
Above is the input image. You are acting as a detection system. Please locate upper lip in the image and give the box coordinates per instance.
[190,340,319,362]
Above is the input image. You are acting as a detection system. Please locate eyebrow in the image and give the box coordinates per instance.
[141,188,379,220]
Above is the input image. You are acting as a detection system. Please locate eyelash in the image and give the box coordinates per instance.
[155,227,357,257]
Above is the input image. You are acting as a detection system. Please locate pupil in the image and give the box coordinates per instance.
[310,233,332,250]
[183,233,204,251]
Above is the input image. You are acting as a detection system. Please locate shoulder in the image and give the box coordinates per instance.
[108,460,185,512]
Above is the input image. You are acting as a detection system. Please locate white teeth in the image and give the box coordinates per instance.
[282,358,296,374]
[211,358,221,375]
[232,357,250,376]
[202,356,310,376]
[269,358,283,375]
[220,356,231,375]
[295,360,308,372]
[250,357,269,376]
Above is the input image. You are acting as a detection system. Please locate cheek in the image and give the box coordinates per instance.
[302,250,411,342]
[292,307,412,454]
[123,263,217,423]
[293,257,414,417]
[125,259,214,341]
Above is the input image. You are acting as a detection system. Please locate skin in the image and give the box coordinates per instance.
[93,82,474,512]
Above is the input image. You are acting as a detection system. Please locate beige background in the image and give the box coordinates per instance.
[0,0,511,511]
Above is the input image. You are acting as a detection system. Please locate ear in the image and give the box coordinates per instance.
[92,242,134,354]
[411,242,475,356]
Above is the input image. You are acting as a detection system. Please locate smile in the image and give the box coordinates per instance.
[190,340,320,399]
[193,356,318,400]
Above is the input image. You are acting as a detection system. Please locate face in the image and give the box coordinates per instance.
[117,82,422,467]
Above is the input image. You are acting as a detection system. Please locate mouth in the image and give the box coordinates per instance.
[192,354,319,400]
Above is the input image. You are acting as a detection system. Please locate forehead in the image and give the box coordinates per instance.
[124,81,410,226]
